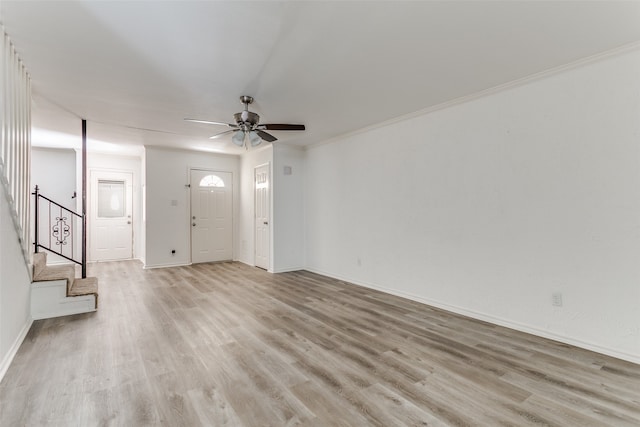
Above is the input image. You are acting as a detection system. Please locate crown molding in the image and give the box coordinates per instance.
[308,40,640,151]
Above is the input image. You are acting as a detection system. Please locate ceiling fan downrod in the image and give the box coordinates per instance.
[234,96,260,132]
[239,95,254,108]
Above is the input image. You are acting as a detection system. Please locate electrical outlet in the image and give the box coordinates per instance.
[552,292,563,307]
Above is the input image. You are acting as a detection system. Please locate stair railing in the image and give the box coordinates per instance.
[33,185,86,278]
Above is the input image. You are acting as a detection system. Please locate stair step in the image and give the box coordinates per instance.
[31,252,99,313]
[32,252,48,278]
[31,279,97,320]
[69,277,99,309]
[33,264,75,292]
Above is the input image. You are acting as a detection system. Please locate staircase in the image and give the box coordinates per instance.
[31,252,99,320]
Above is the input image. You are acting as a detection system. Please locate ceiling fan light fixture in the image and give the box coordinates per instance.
[186,95,305,149]
[248,131,262,147]
[231,130,245,147]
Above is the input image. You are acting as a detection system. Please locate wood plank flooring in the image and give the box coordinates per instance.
[1,261,638,426]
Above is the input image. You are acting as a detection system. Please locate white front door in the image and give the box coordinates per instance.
[190,169,233,264]
[90,171,133,261]
[255,164,270,270]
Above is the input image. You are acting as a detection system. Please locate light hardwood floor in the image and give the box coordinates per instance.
[1,261,638,426]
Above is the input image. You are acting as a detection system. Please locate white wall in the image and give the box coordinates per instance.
[0,23,32,381]
[86,152,143,261]
[304,48,640,363]
[238,145,272,268]
[32,148,76,210]
[144,146,239,268]
[30,150,144,263]
[273,144,305,272]
[32,148,78,264]
[0,181,32,380]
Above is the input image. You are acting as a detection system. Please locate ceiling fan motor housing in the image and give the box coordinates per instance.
[234,110,260,131]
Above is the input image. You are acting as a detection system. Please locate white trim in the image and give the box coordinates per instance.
[237,259,255,268]
[0,316,33,383]
[305,267,640,365]
[273,266,304,274]
[143,262,192,269]
[88,168,135,262]
[188,167,235,264]
[144,144,239,158]
[308,40,640,151]
[254,162,271,270]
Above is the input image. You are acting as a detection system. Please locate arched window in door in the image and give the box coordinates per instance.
[199,174,225,188]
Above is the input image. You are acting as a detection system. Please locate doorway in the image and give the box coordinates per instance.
[89,170,133,261]
[190,169,233,263]
[254,163,270,270]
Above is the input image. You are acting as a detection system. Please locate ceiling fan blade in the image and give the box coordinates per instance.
[184,118,236,127]
[209,129,236,139]
[256,130,277,142]
[260,124,305,131]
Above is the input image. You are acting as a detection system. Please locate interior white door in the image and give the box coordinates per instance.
[90,171,133,261]
[191,170,233,264]
[254,164,270,270]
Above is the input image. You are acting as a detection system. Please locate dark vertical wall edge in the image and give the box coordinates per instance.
[81,119,87,279]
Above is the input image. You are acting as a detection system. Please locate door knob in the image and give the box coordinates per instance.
[263,221,268,225]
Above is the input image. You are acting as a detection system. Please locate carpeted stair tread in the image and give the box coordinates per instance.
[69,277,99,308]
[69,277,98,296]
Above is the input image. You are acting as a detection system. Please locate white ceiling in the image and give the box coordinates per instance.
[2,1,640,155]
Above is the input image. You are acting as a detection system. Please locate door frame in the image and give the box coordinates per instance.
[188,167,234,264]
[254,162,271,270]
[88,168,134,261]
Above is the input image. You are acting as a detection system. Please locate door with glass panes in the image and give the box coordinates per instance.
[190,169,233,263]
[90,171,133,261]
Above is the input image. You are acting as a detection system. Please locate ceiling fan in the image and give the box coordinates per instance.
[185,95,305,148]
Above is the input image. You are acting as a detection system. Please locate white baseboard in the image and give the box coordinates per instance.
[143,262,191,269]
[305,267,640,365]
[235,257,254,267]
[273,266,304,273]
[235,259,302,274]
[236,259,255,268]
[0,316,33,383]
